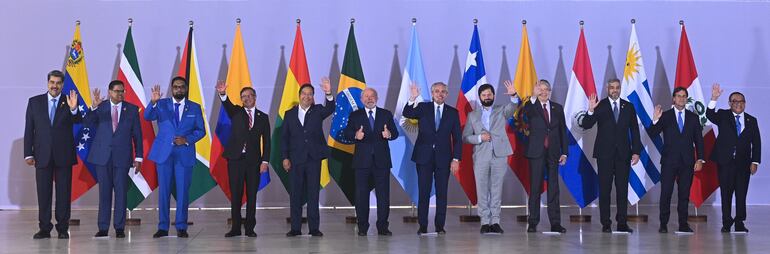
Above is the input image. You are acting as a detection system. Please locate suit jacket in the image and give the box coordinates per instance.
[579,98,642,160]
[402,101,462,169]
[84,101,143,168]
[462,99,517,159]
[144,98,205,167]
[706,107,761,165]
[647,108,704,167]
[281,98,336,164]
[220,96,270,164]
[24,93,82,168]
[521,99,569,159]
[343,107,399,169]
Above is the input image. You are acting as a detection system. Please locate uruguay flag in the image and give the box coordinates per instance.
[561,25,600,208]
[620,22,663,205]
[392,22,432,204]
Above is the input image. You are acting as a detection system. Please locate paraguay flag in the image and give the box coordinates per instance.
[560,25,600,208]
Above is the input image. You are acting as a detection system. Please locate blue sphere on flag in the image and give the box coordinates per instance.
[330,87,363,145]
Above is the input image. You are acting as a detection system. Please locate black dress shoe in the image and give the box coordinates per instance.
[602,225,612,233]
[436,228,446,235]
[309,230,324,237]
[225,231,241,237]
[57,231,69,239]
[550,225,567,233]
[245,232,257,237]
[33,231,51,239]
[616,225,634,233]
[378,229,392,236]
[490,224,504,234]
[94,230,109,237]
[285,230,302,237]
[153,230,168,238]
[357,231,367,236]
[735,224,749,233]
[116,230,126,238]
[658,226,668,233]
[417,227,428,235]
[177,230,189,238]
[678,225,694,233]
[480,224,491,234]
[527,225,537,233]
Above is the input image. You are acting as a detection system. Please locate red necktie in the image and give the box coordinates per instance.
[112,105,119,132]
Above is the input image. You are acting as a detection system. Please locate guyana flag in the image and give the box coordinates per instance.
[326,23,366,205]
[175,25,217,203]
[118,23,158,210]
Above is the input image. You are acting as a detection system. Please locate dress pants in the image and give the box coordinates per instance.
[96,159,129,231]
[597,152,630,227]
[354,161,391,232]
[473,156,507,225]
[228,154,260,233]
[658,163,694,226]
[289,159,321,232]
[35,163,72,233]
[527,150,561,226]
[718,160,751,228]
[417,153,450,229]
[156,147,192,231]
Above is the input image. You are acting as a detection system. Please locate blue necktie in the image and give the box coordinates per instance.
[49,98,57,125]
[368,109,375,130]
[435,105,441,131]
[174,103,181,125]
[736,115,741,136]
[677,111,684,133]
[613,101,619,123]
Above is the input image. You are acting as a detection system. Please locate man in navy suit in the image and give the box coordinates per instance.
[282,78,334,237]
[84,80,143,238]
[402,82,462,235]
[708,84,761,233]
[24,70,80,239]
[343,88,399,236]
[145,76,205,238]
[648,87,704,233]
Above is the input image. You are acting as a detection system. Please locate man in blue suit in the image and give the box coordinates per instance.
[282,78,334,237]
[343,87,399,236]
[84,80,143,238]
[403,82,462,235]
[145,76,205,238]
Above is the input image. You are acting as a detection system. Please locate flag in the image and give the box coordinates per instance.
[561,26,600,208]
[176,25,217,204]
[392,23,432,204]
[327,23,367,205]
[456,24,487,205]
[675,23,719,207]
[210,22,271,202]
[509,22,544,195]
[620,23,664,205]
[64,22,96,201]
[118,24,158,210]
[270,23,318,194]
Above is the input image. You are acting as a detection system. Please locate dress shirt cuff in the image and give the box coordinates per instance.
[325,94,334,101]
[219,94,227,101]
[708,100,717,109]
[452,158,459,162]
[24,156,34,160]
[134,158,143,162]
[587,110,594,115]
[70,108,78,115]
[511,96,520,104]
[262,161,269,164]
[753,162,760,166]
[652,119,659,124]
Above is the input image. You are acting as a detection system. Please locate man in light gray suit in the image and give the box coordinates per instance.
[462,81,519,234]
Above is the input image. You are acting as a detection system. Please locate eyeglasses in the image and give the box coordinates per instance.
[111,90,125,94]
[730,100,746,104]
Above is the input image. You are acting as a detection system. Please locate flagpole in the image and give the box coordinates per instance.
[67,19,84,227]
[568,20,591,224]
[516,18,531,223]
[459,17,481,223]
[626,18,649,224]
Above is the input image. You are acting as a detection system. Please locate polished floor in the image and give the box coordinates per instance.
[0,205,764,254]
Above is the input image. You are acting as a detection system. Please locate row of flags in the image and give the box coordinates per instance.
[59,20,718,210]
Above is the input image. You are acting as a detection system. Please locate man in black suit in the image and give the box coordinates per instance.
[344,87,399,236]
[216,81,271,238]
[580,78,642,233]
[521,80,569,233]
[403,82,462,235]
[23,70,81,239]
[648,87,704,233]
[707,83,761,233]
[282,78,334,237]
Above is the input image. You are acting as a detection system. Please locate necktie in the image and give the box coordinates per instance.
[736,115,741,136]
[368,109,375,130]
[49,98,57,125]
[613,101,619,123]
[112,105,119,132]
[174,103,181,125]
[247,109,254,130]
[677,111,684,133]
[543,104,551,149]
[435,106,441,131]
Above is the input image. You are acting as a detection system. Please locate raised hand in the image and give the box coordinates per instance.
[215,80,227,95]
[587,94,599,112]
[503,80,517,96]
[66,90,78,111]
[711,83,723,101]
[653,105,663,122]
[355,126,365,140]
[321,77,332,95]
[409,82,420,101]
[382,124,391,139]
[92,88,103,108]
[151,84,162,105]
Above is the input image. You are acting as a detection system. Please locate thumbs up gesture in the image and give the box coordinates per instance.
[355,125,365,140]
[382,124,391,139]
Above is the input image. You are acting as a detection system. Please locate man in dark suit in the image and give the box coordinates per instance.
[216,81,271,238]
[521,80,569,233]
[282,78,334,237]
[580,78,642,233]
[145,77,206,238]
[647,87,704,233]
[403,82,462,235]
[24,70,81,239]
[707,83,761,233]
[343,88,399,236]
[85,80,143,238]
